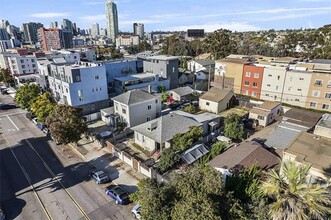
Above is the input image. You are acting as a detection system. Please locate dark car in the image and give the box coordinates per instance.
[89,169,110,184]
[0,103,18,110]
[105,185,130,205]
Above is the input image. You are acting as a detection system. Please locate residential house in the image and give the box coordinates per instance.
[113,73,170,95]
[111,89,161,128]
[264,108,323,150]
[131,113,201,152]
[208,141,279,178]
[199,87,235,114]
[178,68,195,86]
[143,55,179,89]
[313,113,331,139]
[212,58,251,94]
[168,86,195,102]
[283,132,331,187]
[187,59,215,73]
[241,65,264,98]
[249,101,281,127]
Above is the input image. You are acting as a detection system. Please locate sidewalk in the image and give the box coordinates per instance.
[68,138,146,194]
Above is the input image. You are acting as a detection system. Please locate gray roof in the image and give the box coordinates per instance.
[146,55,179,61]
[311,59,331,64]
[100,107,114,116]
[283,108,322,128]
[208,141,279,170]
[170,86,193,97]
[131,113,201,143]
[112,89,157,105]
[194,59,215,67]
[173,111,220,123]
[264,123,306,149]
[199,88,234,102]
[180,143,210,164]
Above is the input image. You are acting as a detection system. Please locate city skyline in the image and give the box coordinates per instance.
[1,0,331,32]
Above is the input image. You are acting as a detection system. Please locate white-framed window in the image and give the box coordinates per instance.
[268,74,272,77]
[155,99,158,104]
[243,90,248,95]
[265,94,270,97]
[76,75,80,81]
[257,115,265,120]
[267,84,271,87]
[147,116,151,122]
[325,92,331,99]
[312,90,320,97]
[310,102,317,108]
[277,76,280,80]
[245,72,251,77]
[297,89,302,91]
[252,82,258,88]
[148,105,152,110]
[244,81,249,86]
[95,75,99,79]
[322,104,330,110]
[254,73,259,78]
[299,77,304,80]
[276,86,279,90]
[314,79,322,86]
[206,102,210,106]
[295,98,299,101]
[122,108,126,114]
[252,92,257,97]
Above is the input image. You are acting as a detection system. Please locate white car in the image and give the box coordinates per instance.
[131,204,141,219]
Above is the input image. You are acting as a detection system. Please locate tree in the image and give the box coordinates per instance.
[30,92,55,124]
[45,104,88,144]
[224,113,244,140]
[200,141,228,165]
[0,68,15,87]
[182,104,199,114]
[204,29,236,59]
[14,83,41,110]
[172,126,203,152]
[260,160,331,220]
[137,40,152,52]
[157,148,180,173]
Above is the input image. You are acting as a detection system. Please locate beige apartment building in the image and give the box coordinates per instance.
[212,58,251,94]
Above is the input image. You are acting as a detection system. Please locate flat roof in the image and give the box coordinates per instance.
[285,132,331,175]
[146,55,179,61]
[315,113,331,129]
[114,73,157,81]
[283,108,323,128]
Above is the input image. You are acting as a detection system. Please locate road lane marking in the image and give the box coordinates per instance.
[2,134,53,220]
[6,115,19,131]
[25,139,91,220]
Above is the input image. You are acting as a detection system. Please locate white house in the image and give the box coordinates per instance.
[112,89,161,128]
[7,54,38,75]
[249,101,281,127]
[199,88,235,113]
[187,59,215,73]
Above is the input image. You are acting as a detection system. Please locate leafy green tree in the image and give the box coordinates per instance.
[157,84,166,93]
[204,29,236,59]
[172,126,203,152]
[137,40,152,52]
[161,91,168,103]
[157,148,180,173]
[14,83,41,110]
[224,113,244,140]
[30,92,55,124]
[45,104,87,144]
[200,141,228,165]
[0,68,15,87]
[260,160,331,220]
[182,104,199,114]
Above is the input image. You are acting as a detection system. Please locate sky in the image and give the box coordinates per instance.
[1,0,331,32]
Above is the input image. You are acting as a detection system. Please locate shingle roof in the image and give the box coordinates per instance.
[131,113,201,143]
[173,111,220,123]
[208,141,279,170]
[258,101,280,111]
[283,108,323,128]
[199,88,233,102]
[112,89,157,105]
[180,143,210,165]
[171,86,193,97]
[264,123,306,149]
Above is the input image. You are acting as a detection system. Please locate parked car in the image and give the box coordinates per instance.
[89,169,110,184]
[0,103,17,110]
[1,89,8,95]
[105,185,130,205]
[131,204,141,219]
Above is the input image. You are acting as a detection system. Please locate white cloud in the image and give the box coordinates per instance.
[150,13,187,19]
[120,19,163,25]
[259,10,330,21]
[82,1,104,5]
[166,22,261,32]
[79,14,105,22]
[29,12,70,18]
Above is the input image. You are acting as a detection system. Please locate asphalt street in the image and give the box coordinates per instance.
[0,93,135,220]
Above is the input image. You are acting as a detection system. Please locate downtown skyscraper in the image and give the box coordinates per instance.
[105,0,118,43]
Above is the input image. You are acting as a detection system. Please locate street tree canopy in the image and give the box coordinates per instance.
[30,92,55,124]
[14,83,41,110]
[224,113,244,140]
[45,104,87,144]
[0,68,15,87]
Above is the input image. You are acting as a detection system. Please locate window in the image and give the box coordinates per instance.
[314,80,322,86]
[244,81,249,86]
[243,90,248,95]
[122,109,126,114]
[312,90,320,97]
[91,104,95,111]
[295,98,299,101]
[322,104,330,110]
[299,78,304,80]
[325,92,331,99]
[267,84,271,87]
[252,82,258,88]
[265,94,270,97]
[96,87,98,91]
[297,89,302,91]
[245,72,251,77]
[276,86,279,90]
[254,73,259,78]
[22,65,25,68]
[100,87,102,91]
[147,117,151,122]
[257,115,265,120]
[148,105,152,110]
[76,75,80,81]
[20,60,24,63]
[310,102,317,108]
[277,75,280,80]
[206,102,210,106]
[155,99,158,104]
[268,74,272,77]
[95,75,99,79]
[115,104,118,111]
[252,92,257,97]
[92,88,94,92]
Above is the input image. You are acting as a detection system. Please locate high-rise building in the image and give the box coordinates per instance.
[91,23,100,38]
[62,19,73,34]
[22,22,43,44]
[0,20,10,29]
[133,23,144,39]
[39,28,73,51]
[0,28,9,40]
[50,21,58,28]
[105,0,118,43]
[100,28,107,36]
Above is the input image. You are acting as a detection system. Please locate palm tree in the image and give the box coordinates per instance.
[260,160,331,220]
